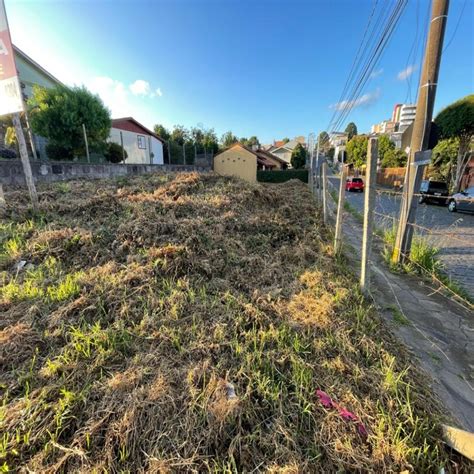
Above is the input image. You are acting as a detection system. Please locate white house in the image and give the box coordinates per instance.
[109,117,164,165]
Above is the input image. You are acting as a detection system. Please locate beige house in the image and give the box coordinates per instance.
[214,144,257,182]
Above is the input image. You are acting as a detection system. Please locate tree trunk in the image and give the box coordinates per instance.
[455,136,470,191]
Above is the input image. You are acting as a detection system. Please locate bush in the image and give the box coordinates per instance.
[0,147,17,159]
[257,169,308,183]
[290,143,307,169]
[104,142,127,163]
[45,142,74,161]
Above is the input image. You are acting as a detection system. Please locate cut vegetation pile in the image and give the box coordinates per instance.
[0,173,465,472]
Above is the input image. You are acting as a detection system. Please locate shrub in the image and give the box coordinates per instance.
[257,169,308,183]
[290,143,307,169]
[0,147,17,159]
[104,142,127,163]
[45,142,74,161]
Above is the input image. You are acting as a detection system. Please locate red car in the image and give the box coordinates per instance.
[345,177,364,192]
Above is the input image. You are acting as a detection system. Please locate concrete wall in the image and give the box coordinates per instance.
[109,128,164,165]
[0,160,209,187]
[214,145,257,182]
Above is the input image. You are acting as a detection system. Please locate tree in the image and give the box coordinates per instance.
[318,131,330,152]
[201,128,219,153]
[435,94,474,189]
[290,143,307,169]
[428,138,459,184]
[29,85,111,158]
[282,137,290,144]
[345,135,368,169]
[104,142,127,163]
[221,131,238,148]
[240,136,260,149]
[345,122,358,140]
[154,124,170,141]
[381,148,407,168]
[170,125,189,145]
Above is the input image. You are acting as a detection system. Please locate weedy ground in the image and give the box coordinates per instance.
[0,173,468,472]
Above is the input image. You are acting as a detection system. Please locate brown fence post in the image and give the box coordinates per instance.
[334,164,348,253]
[360,137,378,294]
[322,161,328,224]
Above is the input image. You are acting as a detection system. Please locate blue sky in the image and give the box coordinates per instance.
[5,0,473,144]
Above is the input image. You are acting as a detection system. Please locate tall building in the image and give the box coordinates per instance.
[392,104,403,123]
[399,104,416,131]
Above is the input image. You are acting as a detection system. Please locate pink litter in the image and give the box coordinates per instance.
[316,389,368,438]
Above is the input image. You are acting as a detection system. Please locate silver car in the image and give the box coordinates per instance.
[448,186,474,213]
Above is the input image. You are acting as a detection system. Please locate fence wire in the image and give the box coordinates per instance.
[316,166,474,312]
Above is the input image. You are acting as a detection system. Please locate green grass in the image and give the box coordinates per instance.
[382,226,473,305]
[387,305,410,326]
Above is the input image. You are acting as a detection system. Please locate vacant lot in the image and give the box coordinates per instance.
[0,173,466,471]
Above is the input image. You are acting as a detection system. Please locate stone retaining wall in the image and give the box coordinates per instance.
[0,160,210,186]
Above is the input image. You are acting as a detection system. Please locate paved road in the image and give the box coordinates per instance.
[328,175,474,297]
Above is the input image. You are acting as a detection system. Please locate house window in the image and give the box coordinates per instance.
[137,135,146,149]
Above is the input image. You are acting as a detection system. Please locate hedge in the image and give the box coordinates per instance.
[257,169,308,183]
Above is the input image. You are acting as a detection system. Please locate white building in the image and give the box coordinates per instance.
[110,117,164,165]
[399,104,416,131]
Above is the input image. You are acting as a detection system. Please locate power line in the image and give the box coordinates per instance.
[442,0,468,53]
[328,0,408,135]
[329,0,408,133]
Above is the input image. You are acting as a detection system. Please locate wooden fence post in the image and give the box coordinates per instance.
[322,161,328,224]
[82,124,90,163]
[334,164,348,253]
[360,137,378,294]
[0,184,5,208]
[12,113,38,210]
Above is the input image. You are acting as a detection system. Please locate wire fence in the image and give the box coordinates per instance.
[309,151,474,312]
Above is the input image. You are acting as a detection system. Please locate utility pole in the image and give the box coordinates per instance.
[182,142,186,165]
[393,0,449,264]
[12,113,38,209]
[167,140,171,164]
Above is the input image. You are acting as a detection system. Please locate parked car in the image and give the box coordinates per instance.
[448,186,474,213]
[418,180,449,205]
[345,177,364,192]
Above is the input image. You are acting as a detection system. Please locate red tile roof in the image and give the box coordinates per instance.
[112,117,164,143]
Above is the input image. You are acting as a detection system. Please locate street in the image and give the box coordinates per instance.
[328,174,474,297]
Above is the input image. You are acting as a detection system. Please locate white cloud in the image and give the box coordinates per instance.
[370,68,383,79]
[130,79,151,96]
[397,65,416,81]
[330,88,381,111]
[88,76,130,117]
[87,76,163,119]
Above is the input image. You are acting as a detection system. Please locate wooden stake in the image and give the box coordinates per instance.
[82,123,90,163]
[360,138,378,294]
[0,184,5,208]
[12,113,38,210]
[322,161,328,224]
[334,164,348,253]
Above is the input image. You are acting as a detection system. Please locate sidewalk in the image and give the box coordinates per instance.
[333,201,474,432]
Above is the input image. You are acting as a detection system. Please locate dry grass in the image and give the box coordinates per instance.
[0,172,468,472]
